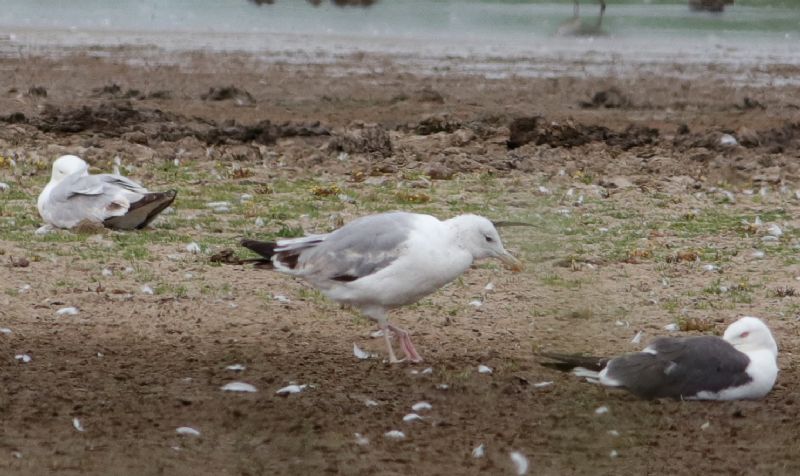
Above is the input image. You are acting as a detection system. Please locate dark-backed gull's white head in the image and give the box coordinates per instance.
[723,316,778,357]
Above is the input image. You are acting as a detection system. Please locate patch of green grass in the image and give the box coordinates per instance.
[540,273,583,289]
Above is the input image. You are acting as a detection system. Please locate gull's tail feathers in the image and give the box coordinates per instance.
[537,352,609,372]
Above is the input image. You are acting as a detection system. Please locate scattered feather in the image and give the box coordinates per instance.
[19,284,31,293]
[421,367,433,374]
[73,418,85,432]
[101,268,113,277]
[752,250,765,258]
[206,201,230,208]
[354,433,370,446]
[719,134,738,147]
[478,365,493,374]
[186,242,201,254]
[484,282,495,292]
[702,264,719,272]
[140,285,154,295]
[14,354,31,363]
[608,430,620,437]
[11,451,21,459]
[403,413,423,423]
[384,430,405,440]
[595,406,609,415]
[469,299,483,308]
[436,383,450,390]
[663,323,679,332]
[472,443,485,458]
[767,224,783,237]
[273,294,290,303]
[225,364,246,372]
[364,399,379,407]
[411,401,432,412]
[0,182,9,191]
[701,421,711,431]
[509,451,529,475]
[276,384,307,395]
[56,307,79,316]
[0,327,11,334]
[630,331,644,345]
[609,450,619,458]
[370,329,385,338]
[721,190,736,202]
[221,382,257,393]
[537,186,551,195]
[255,217,265,226]
[176,427,201,437]
[240,194,253,202]
[533,381,554,388]
[353,343,373,360]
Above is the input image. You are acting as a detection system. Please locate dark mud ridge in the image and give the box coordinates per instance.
[2,101,329,146]
[2,101,799,159]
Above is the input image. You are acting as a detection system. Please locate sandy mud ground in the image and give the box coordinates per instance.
[2,48,800,475]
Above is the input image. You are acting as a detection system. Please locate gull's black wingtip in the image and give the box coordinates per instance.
[536,352,609,372]
[240,238,277,259]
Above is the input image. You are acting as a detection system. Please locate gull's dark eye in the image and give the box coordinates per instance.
[485,235,494,243]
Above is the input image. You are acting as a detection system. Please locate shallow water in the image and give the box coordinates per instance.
[2,1,798,83]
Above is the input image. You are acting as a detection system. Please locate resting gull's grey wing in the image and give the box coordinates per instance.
[604,336,752,399]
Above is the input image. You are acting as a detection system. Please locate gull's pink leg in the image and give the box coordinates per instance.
[363,307,408,364]
[388,324,423,363]
[380,322,403,363]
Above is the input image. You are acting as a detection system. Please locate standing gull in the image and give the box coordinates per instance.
[37,155,176,233]
[240,212,523,363]
[541,316,778,400]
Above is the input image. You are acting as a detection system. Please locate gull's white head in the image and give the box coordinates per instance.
[450,214,523,272]
[50,155,89,183]
[723,316,778,357]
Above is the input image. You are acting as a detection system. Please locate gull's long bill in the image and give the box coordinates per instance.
[498,251,524,272]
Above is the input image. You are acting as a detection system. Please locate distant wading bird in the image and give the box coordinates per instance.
[574,0,606,27]
[689,0,733,13]
[241,212,524,363]
[541,316,778,400]
[37,155,176,233]
[558,0,607,36]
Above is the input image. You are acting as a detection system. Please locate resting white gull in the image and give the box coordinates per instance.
[37,155,176,232]
[541,316,778,400]
[240,211,523,363]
